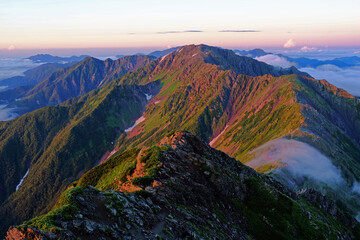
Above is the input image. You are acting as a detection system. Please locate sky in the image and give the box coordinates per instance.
[0,0,360,56]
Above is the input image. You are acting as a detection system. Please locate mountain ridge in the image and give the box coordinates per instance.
[6,131,360,239]
[1,44,360,237]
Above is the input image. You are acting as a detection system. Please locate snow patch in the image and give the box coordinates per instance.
[192,53,198,57]
[108,149,117,159]
[209,125,229,146]
[16,168,30,191]
[97,79,105,88]
[159,53,170,63]
[125,116,146,132]
[145,94,153,101]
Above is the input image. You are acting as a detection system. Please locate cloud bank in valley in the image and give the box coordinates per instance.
[0,57,41,81]
[300,65,360,96]
[0,104,18,121]
[255,54,297,68]
[247,139,345,188]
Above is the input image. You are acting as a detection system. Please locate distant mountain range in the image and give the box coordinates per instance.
[148,46,181,58]
[26,54,89,63]
[1,55,155,114]
[1,44,360,239]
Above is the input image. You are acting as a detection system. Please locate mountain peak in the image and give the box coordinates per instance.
[153,44,310,78]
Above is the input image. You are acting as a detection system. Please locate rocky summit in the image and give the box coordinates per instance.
[6,132,360,239]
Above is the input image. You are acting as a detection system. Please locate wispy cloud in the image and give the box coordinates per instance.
[218,30,260,33]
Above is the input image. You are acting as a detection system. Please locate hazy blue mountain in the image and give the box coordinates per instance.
[26,54,89,63]
[148,46,181,58]
[233,48,269,58]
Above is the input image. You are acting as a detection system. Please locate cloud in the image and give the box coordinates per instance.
[300,46,318,52]
[7,45,15,51]
[300,65,360,96]
[218,30,260,33]
[283,38,296,48]
[255,54,297,68]
[247,139,345,188]
[0,105,19,121]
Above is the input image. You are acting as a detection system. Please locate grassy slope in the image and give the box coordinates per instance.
[107,45,360,218]
[112,46,305,163]
[0,84,151,235]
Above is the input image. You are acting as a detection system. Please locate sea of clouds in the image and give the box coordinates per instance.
[0,57,40,81]
[255,54,360,97]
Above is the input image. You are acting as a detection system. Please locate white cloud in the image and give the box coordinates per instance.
[255,54,297,68]
[0,104,18,121]
[247,139,345,188]
[300,65,360,96]
[7,45,15,51]
[283,38,296,48]
[300,46,318,52]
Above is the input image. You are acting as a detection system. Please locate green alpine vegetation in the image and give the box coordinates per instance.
[0,81,160,235]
